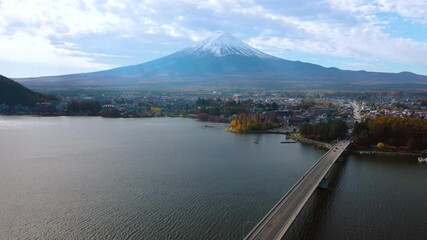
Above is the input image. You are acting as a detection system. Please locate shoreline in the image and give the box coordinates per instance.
[349,150,422,157]
[289,133,333,150]
[224,126,288,134]
[290,133,423,157]
[2,115,424,157]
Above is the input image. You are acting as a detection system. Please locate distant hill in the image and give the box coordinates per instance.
[17,33,427,90]
[0,74,51,105]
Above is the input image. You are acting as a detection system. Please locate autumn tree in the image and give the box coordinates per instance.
[353,116,427,150]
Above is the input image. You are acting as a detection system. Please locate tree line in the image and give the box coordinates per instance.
[230,112,277,131]
[353,116,427,151]
[299,120,348,142]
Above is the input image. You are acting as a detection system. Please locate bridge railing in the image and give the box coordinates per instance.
[244,141,346,239]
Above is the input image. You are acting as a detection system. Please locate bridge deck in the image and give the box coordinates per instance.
[244,141,350,240]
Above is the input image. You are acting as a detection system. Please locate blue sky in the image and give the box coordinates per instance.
[1,0,427,78]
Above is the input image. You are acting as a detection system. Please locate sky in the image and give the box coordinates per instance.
[1,0,427,78]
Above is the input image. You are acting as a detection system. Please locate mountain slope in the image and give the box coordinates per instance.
[17,33,427,90]
[0,75,49,105]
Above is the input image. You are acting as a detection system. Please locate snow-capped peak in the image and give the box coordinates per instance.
[180,32,275,58]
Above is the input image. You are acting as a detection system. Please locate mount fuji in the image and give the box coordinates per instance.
[178,32,274,58]
[18,32,427,90]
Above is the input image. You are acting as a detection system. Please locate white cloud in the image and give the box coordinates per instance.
[0,0,132,75]
[249,27,427,66]
[327,0,378,14]
[232,1,427,70]
[0,32,112,70]
[378,0,427,24]
[0,0,133,36]
[0,0,426,76]
[327,0,427,24]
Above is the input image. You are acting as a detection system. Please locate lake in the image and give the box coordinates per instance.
[0,117,426,239]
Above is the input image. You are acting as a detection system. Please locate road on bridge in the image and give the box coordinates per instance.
[244,141,351,240]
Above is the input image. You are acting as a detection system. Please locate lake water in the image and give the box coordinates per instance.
[0,117,426,240]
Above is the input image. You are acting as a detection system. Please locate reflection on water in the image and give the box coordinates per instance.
[0,117,426,240]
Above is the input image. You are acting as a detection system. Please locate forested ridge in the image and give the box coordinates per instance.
[0,75,53,106]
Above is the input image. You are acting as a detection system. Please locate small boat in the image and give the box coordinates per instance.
[418,157,427,163]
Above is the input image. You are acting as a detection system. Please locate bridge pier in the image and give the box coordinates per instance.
[318,177,329,189]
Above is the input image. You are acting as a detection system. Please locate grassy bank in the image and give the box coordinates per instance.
[288,133,332,150]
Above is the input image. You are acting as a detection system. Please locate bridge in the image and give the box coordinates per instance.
[244,140,351,240]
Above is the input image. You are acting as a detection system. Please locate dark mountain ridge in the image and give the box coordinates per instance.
[0,74,51,105]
